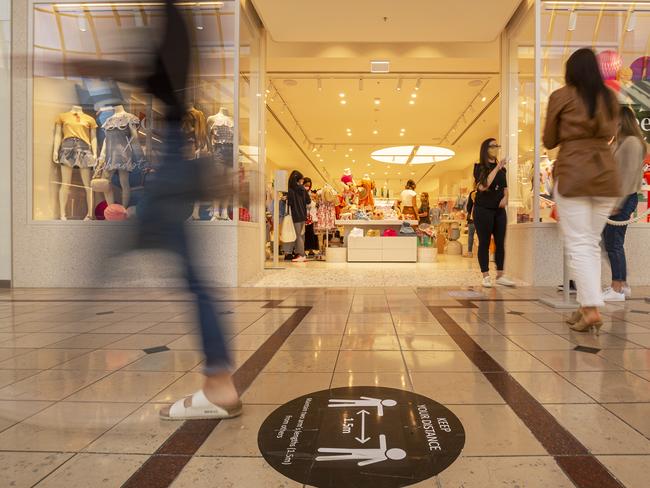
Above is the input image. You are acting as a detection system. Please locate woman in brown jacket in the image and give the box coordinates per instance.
[543,48,620,334]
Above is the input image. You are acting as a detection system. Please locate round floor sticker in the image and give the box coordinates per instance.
[258,386,465,488]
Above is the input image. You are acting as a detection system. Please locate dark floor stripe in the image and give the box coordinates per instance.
[429,306,625,488]
[121,304,311,488]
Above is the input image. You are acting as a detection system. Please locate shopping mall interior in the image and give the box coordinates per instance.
[1,1,649,487]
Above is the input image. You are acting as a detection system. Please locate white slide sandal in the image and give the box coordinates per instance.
[160,390,243,420]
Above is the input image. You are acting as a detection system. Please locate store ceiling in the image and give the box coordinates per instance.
[251,0,521,43]
[265,75,500,190]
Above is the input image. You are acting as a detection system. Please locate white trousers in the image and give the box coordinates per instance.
[555,188,616,308]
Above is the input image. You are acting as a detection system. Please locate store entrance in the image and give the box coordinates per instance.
[246,3,516,287]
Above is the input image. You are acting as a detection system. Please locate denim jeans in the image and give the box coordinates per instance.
[139,125,231,375]
[467,222,475,253]
[603,193,638,282]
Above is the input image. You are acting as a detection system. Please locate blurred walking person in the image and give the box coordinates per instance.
[602,106,647,302]
[543,48,620,333]
[67,0,241,419]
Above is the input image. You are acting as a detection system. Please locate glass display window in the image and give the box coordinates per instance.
[506,1,650,224]
[31,0,262,223]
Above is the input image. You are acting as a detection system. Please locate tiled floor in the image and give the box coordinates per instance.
[0,285,648,487]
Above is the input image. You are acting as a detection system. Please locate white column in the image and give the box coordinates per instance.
[0,0,11,285]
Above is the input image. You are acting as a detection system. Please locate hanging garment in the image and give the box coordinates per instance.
[182,107,208,152]
[102,112,146,172]
[315,201,336,232]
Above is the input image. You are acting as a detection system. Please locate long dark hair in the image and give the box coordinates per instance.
[303,177,312,189]
[618,105,646,148]
[288,170,304,190]
[565,48,616,119]
[475,138,497,188]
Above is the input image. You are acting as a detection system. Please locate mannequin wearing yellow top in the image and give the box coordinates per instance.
[52,105,97,220]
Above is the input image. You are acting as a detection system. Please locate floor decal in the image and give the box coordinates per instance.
[258,386,465,488]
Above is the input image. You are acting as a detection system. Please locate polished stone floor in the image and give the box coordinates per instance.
[0,285,648,487]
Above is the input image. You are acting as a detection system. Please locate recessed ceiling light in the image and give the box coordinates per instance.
[339,92,346,98]
[348,148,353,152]
[374,98,381,105]
[397,172,401,175]
[347,133,352,136]
[409,100,415,105]
[367,163,371,167]
[371,145,455,165]
[371,172,375,175]
[481,96,487,102]
[411,171,415,175]
[352,159,356,163]
[400,133,404,137]
[384,172,389,175]
[373,130,378,135]
[400,128,406,132]
[340,100,347,105]
[411,93,417,99]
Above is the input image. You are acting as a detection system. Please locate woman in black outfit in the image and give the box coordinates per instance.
[473,138,515,288]
[303,178,319,255]
[287,170,311,262]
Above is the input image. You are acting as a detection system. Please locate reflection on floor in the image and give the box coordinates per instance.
[252,255,508,288]
[0,285,647,487]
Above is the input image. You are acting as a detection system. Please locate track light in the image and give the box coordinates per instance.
[77,14,88,32]
[626,10,636,32]
[133,9,144,27]
[568,9,577,31]
[317,78,322,91]
[359,78,364,91]
[415,78,421,91]
[396,78,402,92]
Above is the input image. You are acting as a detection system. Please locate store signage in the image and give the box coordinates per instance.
[257,386,465,488]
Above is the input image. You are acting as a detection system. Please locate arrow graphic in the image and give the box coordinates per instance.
[355,409,371,444]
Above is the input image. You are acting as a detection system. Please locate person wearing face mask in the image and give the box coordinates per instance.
[473,138,515,288]
[303,177,320,256]
[287,170,311,262]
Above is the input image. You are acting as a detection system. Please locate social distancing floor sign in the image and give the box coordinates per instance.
[258,386,465,487]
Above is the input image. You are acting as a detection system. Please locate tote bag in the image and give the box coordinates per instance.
[280,207,296,243]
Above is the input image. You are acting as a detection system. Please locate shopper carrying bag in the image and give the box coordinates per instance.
[280,206,296,243]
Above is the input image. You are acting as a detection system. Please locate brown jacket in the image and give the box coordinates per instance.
[543,85,620,197]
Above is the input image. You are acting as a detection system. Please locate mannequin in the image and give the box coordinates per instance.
[98,105,144,208]
[52,105,98,220]
[194,107,234,221]
[182,104,209,157]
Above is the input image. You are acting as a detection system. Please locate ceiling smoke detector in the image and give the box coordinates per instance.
[370,60,390,73]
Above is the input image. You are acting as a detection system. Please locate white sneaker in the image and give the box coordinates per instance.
[482,276,493,288]
[622,285,632,298]
[496,276,516,287]
[602,287,625,302]
[292,255,307,262]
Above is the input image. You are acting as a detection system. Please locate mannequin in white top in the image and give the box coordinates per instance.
[192,107,235,221]
[53,105,97,220]
[98,105,140,208]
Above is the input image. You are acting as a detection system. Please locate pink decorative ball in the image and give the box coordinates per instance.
[597,50,622,81]
[104,204,128,221]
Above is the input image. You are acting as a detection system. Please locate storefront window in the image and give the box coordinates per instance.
[238,4,263,223]
[505,3,536,223]
[32,1,239,222]
[540,1,650,222]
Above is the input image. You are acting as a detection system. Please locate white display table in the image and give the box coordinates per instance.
[335,220,419,263]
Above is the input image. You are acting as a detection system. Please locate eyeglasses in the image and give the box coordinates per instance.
[488,144,501,148]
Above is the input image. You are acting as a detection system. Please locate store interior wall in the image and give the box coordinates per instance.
[0,0,10,284]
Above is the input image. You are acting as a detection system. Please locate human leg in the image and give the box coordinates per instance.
[293,221,305,256]
[493,208,507,274]
[467,222,475,256]
[473,206,494,275]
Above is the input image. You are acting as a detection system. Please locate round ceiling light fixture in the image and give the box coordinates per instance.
[371,145,455,165]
